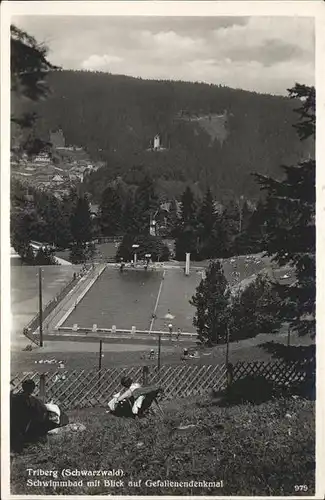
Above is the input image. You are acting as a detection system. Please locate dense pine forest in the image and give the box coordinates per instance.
[16,70,313,202]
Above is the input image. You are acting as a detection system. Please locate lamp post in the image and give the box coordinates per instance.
[225,324,230,367]
[238,195,244,234]
[157,332,161,374]
[132,244,139,265]
[38,267,43,347]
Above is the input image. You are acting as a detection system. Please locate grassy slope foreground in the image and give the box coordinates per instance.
[10,396,315,496]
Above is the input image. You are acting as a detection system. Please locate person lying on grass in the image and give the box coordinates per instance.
[107,377,145,418]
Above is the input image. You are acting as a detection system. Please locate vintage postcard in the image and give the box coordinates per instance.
[1,1,324,499]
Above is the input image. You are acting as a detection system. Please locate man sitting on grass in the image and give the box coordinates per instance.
[107,377,145,418]
[11,379,50,451]
[10,379,69,451]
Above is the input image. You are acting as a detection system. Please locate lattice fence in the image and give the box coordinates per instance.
[231,359,314,387]
[10,359,314,411]
[10,364,227,410]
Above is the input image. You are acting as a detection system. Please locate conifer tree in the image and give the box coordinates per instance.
[190,260,230,345]
[235,200,267,255]
[70,195,94,263]
[99,185,122,236]
[35,192,71,248]
[197,188,219,259]
[254,84,315,337]
[166,198,180,237]
[222,199,241,247]
[121,190,137,235]
[70,195,92,244]
[230,274,281,341]
[175,186,198,260]
[133,175,159,234]
[197,188,215,234]
[180,186,197,226]
[11,25,58,155]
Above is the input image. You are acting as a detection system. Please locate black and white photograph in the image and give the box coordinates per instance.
[1,1,323,498]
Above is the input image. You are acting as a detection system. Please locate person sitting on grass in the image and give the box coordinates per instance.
[107,377,145,418]
[10,379,49,451]
[11,379,69,452]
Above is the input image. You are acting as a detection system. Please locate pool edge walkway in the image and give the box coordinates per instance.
[54,263,107,330]
[40,264,107,335]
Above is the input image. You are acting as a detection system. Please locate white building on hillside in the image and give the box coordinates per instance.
[154,134,160,150]
[34,152,51,164]
[147,133,167,152]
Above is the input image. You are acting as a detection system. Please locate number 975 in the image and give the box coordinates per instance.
[294,485,308,492]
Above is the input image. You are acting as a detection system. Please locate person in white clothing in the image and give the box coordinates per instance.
[107,377,145,417]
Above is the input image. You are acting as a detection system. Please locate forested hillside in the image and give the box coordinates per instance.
[18,70,313,202]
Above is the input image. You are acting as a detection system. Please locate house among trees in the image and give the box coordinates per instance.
[33,152,51,165]
[51,174,65,184]
[89,203,99,218]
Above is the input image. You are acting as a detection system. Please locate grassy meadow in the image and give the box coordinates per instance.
[10,395,315,496]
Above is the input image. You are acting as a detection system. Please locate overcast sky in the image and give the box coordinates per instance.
[13,15,315,95]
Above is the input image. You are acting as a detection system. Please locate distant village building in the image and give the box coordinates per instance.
[89,204,99,218]
[33,152,51,164]
[52,174,64,184]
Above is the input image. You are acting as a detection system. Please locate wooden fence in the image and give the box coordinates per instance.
[10,359,314,410]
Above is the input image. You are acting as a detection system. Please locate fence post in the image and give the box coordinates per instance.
[142,366,149,386]
[39,373,46,402]
[287,327,291,347]
[225,325,230,367]
[39,268,43,347]
[226,362,233,391]
[98,340,103,389]
[157,333,161,375]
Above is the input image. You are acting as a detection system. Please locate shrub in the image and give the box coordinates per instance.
[69,242,95,264]
[34,247,57,265]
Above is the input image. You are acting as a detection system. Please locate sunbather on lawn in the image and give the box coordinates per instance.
[107,377,145,417]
